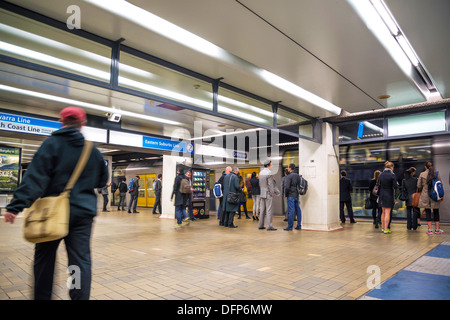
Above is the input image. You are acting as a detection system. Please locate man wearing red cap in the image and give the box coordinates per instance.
[4,106,108,300]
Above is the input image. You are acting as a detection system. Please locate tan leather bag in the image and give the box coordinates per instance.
[23,141,93,243]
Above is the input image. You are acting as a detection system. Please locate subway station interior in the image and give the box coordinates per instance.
[0,0,449,303]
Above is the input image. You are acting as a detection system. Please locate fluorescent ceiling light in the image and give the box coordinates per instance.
[0,41,111,81]
[85,0,342,115]
[347,0,440,99]
[191,128,263,141]
[0,84,181,126]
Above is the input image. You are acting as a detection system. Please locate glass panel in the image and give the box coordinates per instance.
[282,150,299,167]
[389,139,432,161]
[338,119,384,142]
[277,108,311,137]
[217,86,273,125]
[0,9,111,81]
[388,111,446,137]
[347,143,386,164]
[119,51,213,110]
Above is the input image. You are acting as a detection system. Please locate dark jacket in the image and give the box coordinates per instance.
[154,179,162,196]
[222,172,240,213]
[171,173,188,206]
[402,176,418,207]
[369,179,378,201]
[250,177,260,196]
[378,168,398,208]
[6,127,108,218]
[284,171,300,198]
[129,178,139,196]
[339,176,353,202]
[118,181,128,193]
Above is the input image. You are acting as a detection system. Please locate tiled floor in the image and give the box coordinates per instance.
[1,208,448,300]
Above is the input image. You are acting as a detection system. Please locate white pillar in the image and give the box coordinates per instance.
[160,154,192,219]
[299,123,341,231]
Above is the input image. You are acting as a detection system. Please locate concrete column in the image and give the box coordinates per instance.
[160,154,192,219]
[299,123,341,231]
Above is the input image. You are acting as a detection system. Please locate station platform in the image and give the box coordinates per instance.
[1,208,448,300]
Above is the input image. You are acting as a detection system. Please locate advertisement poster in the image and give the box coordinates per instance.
[0,146,20,193]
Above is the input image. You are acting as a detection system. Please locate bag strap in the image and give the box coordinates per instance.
[64,140,93,193]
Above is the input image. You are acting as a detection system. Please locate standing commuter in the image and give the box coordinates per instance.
[117,178,127,210]
[237,173,250,219]
[153,174,162,214]
[417,161,444,234]
[283,163,302,231]
[369,170,381,228]
[409,167,421,227]
[218,167,232,225]
[128,175,140,213]
[339,170,356,223]
[100,183,111,212]
[402,169,418,230]
[281,168,289,221]
[185,170,197,221]
[221,167,240,228]
[171,169,189,227]
[250,172,260,221]
[258,160,280,231]
[378,161,398,234]
[3,106,108,300]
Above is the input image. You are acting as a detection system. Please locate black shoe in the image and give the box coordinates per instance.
[350,220,356,223]
[295,227,301,230]
[258,227,266,230]
[133,211,139,213]
[229,225,238,228]
[283,228,292,231]
[267,228,277,231]
[128,211,132,213]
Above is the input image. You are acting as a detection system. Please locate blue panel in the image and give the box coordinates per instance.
[366,270,450,300]
[425,244,450,259]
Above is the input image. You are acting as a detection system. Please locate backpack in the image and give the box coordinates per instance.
[428,171,444,201]
[297,174,308,195]
[179,178,191,194]
[128,178,135,191]
[213,181,223,198]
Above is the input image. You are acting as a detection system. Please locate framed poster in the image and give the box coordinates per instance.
[0,146,21,193]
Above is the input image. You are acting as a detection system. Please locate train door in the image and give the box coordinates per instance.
[137,174,157,207]
[239,168,260,213]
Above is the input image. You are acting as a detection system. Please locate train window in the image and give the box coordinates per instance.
[277,108,311,137]
[217,86,274,126]
[282,150,299,167]
[347,143,386,164]
[0,9,112,82]
[119,51,213,110]
[389,139,432,161]
[337,119,384,142]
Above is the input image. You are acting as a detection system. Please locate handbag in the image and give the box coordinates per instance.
[226,175,240,205]
[399,179,408,201]
[364,197,373,209]
[411,190,421,208]
[23,141,93,243]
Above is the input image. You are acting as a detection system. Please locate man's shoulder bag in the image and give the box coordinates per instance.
[23,141,93,243]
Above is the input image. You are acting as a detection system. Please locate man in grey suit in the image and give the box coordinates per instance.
[258,160,280,231]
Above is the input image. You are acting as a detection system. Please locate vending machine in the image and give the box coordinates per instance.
[191,168,210,219]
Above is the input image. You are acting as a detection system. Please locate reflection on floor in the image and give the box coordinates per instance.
[0,208,448,300]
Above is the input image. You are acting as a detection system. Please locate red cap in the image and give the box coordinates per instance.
[59,106,86,123]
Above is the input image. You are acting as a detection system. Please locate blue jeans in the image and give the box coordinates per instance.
[287,197,302,229]
[175,205,187,224]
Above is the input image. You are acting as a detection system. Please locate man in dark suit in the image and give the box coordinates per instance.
[153,174,162,214]
[339,170,356,223]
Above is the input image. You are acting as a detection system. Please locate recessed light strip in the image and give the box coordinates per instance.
[0,84,181,126]
[84,0,342,115]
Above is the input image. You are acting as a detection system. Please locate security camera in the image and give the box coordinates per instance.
[107,113,121,122]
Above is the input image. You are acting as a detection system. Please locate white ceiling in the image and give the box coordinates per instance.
[1,0,449,120]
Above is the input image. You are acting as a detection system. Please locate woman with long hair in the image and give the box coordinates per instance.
[378,161,398,234]
[368,170,381,228]
[417,161,444,234]
[250,172,260,221]
[409,167,421,227]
